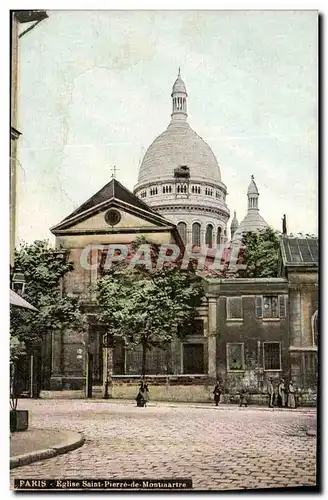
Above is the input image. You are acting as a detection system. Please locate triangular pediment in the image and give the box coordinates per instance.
[50,179,175,235]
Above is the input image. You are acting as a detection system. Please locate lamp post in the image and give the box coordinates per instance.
[11,268,26,295]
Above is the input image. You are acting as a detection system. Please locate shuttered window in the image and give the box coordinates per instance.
[255,296,263,318]
[279,295,287,318]
[256,295,287,319]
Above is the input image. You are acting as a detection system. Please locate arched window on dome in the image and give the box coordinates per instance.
[217,227,222,244]
[206,224,213,248]
[177,222,187,245]
[192,223,201,247]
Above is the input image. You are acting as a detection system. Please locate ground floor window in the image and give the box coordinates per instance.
[226,343,244,371]
[263,342,281,370]
[183,343,204,374]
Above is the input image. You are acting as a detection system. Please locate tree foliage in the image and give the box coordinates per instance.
[11,240,87,356]
[95,237,205,376]
[237,228,281,278]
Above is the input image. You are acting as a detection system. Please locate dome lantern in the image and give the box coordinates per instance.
[171,68,188,122]
[247,174,259,210]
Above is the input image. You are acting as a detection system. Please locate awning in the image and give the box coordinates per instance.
[10,290,38,311]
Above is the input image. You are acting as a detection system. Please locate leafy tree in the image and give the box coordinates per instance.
[10,240,87,384]
[96,238,205,377]
[237,228,281,278]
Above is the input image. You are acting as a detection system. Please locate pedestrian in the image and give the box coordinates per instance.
[287,380,296,409]
[278,379,286,407]
[239,388,248,407]
[136,382,145,407]
[267,378,275,408]
[213,382,221,406]
[143,383,150,407]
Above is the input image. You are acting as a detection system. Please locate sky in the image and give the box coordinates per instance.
[16,9,318,244]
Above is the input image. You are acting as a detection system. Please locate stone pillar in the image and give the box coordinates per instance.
[103,347,114,398]
[171,339,182,374]
[50,330,63,389]
[207,297,218,379]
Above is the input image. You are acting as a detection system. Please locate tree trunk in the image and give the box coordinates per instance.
[141,338,147,378]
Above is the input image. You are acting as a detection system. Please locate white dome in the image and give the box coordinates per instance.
[137,121,221,184]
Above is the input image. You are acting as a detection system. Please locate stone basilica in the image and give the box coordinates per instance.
[134,70,268,246]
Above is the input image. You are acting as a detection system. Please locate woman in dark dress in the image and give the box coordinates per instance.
[213,382,221,406]
[136,382,145,407]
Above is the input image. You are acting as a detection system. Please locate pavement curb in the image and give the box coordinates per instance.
[74,400,316,413]
[10,431,85,469]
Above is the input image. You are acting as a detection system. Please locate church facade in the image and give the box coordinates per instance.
[41,72,318,405]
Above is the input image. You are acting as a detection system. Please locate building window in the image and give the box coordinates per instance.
[263,342,281,370]
[140,191,146,198]
[205,224,213,247]
[150,187,158,196]
[162,185,172,194]
[226,297,243,320]
[216,191,221,199]
[227,343,245,371]
[177,221,187,245]
[191,185,201,194]
[190,319,204,336]
[255,296,287,319]
[192,222,201,246]
[205,187,213,196]
[183,343,204,374]
[217,227,222,244]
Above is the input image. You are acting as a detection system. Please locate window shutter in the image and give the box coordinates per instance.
[255,296,263,318]
[279,295,286,318]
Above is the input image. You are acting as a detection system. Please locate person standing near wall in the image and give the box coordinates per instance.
[278,379,286,407]
[213,382,221,406]
[267,378,275,408]
[287,380,296,408]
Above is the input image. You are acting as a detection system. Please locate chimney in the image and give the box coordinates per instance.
[282,214,287,235]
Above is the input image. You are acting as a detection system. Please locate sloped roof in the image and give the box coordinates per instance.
[10,290,38,311]
[280,237,318,266]
[62,178,159,223]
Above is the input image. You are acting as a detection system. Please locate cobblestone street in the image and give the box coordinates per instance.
[10,400,317,491]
